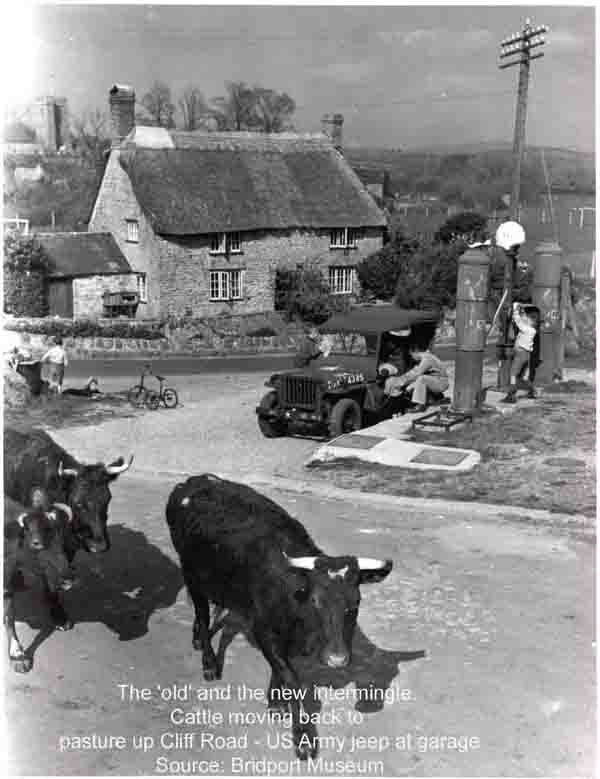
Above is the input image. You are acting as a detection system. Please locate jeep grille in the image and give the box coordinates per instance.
[280,376,318,408]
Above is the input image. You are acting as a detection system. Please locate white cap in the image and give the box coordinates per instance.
[495,221,526,251]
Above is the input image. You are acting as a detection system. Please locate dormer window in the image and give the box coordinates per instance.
[210,232,242,255]
[330,228,361,249]
[126,219,139,243]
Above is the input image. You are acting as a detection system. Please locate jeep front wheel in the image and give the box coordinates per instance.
[257,391,287,438]
[328,398,362,438]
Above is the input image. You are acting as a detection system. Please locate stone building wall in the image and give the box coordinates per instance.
[88,150,162,318]
[159,228,383,318]
[72,274,138,319]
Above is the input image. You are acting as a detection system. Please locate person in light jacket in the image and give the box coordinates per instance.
[384,342,449,412]
[41,336,68,394]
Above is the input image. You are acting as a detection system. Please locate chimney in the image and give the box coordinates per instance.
[321,113,344,152]
[109,84,135,147]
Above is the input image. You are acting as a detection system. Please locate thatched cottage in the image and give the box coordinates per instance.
[88,85,386,319]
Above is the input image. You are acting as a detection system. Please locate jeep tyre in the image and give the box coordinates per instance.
[257,391,287,438]
[329,398,362,438]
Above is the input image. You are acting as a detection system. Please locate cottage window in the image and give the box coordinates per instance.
[209,270,244,301]
[210,232,242,254]
[126,219,139,243]
[329,266,355,295]
[330,228,360,249]
[136,273,147,303]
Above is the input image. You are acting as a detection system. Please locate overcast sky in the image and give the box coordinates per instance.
[6,3,596,151]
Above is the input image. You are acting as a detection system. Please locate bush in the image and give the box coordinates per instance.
[3,234,50,317]
[394,242,464,310]
[434,211,488,245]
[356,230,422,300]
[3,317,165,340]
[274,267,349,324]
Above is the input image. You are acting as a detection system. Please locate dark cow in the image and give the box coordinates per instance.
[4,492,76,672]
[166,474,393,760]
[4,428,132,558]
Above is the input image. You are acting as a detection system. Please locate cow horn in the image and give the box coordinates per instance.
[105,455,133,475]
[58,461,78,478]
[357,557,389,570]
[16,513,28,528]
[284,553,317,570]
[51,502,73,522]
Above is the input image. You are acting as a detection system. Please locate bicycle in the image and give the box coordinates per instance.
[144,373,179,410]
[127,365,178,410]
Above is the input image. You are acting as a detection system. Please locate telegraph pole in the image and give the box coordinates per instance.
[496,19,548,387]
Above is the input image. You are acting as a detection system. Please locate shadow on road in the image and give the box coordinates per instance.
[12,525,183,666]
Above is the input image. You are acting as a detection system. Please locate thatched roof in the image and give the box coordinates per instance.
[37,232,132,278]
[118,129,386,235]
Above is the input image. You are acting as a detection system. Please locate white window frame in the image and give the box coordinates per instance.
[136,273,147,303]
[329,266,355,295]
[126,219,139,243]
[209,232,242,255]
[329,227,360,249]
[209,269,244,301]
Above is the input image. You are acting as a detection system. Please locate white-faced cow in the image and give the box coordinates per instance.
[165,474,393,760]
[4,428,132,559]
[4,492,76,672]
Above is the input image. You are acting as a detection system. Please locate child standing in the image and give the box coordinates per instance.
[41,336,68,394]
[501,303,537,403]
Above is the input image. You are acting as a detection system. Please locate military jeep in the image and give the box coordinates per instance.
[256,305,441,439]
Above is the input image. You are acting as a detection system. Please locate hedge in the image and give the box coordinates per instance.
[4,317,165,340]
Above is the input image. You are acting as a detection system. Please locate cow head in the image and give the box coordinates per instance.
[58,455,133,553]
[17,503,76,592]
[285,553,393,668]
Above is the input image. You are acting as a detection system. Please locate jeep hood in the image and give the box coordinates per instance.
[270,354,377,384]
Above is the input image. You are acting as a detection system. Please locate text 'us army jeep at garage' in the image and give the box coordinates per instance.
[256,305,442,439]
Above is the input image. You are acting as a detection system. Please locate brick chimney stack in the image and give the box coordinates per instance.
[109,84,135,147]
[321,113,344,152]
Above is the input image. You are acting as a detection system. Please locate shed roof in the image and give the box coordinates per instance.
[118,129,386,235]
[37,232,133,278]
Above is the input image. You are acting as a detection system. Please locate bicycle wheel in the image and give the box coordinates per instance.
[128,385,147,407]
[163,387,179,408]
[145,390,160,410]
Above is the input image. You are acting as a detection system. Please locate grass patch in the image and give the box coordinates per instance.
[308,387,596,517]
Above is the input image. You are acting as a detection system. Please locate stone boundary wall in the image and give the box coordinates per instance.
[2,312,308,359]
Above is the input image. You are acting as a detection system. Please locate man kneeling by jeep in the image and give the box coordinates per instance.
[382,342,449,412]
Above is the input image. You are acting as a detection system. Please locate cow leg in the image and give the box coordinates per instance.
[44,586,73,631]
[255,632,317,761]
[4,590,32,673]
[184,576,219,681]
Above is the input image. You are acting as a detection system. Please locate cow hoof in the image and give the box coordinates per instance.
[294,736,317,761]
[202,666,219,682]
[10,655,32,673]
[55,618,74,631]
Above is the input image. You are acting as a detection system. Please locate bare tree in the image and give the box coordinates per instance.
[70,108,110,165]
[178,85,208,131]
[211,81,258,131]
[254,88,295,133]
[139,81,176,128]
[211,82,296,133]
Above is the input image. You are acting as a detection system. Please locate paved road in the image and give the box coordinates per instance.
[5,475,595,777]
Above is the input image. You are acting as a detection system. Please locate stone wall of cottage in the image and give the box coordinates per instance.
[72,274,139,319]
[159,228,383,318]
[88,149,162,319]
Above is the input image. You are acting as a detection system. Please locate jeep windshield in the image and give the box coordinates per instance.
[318,332,376,357]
